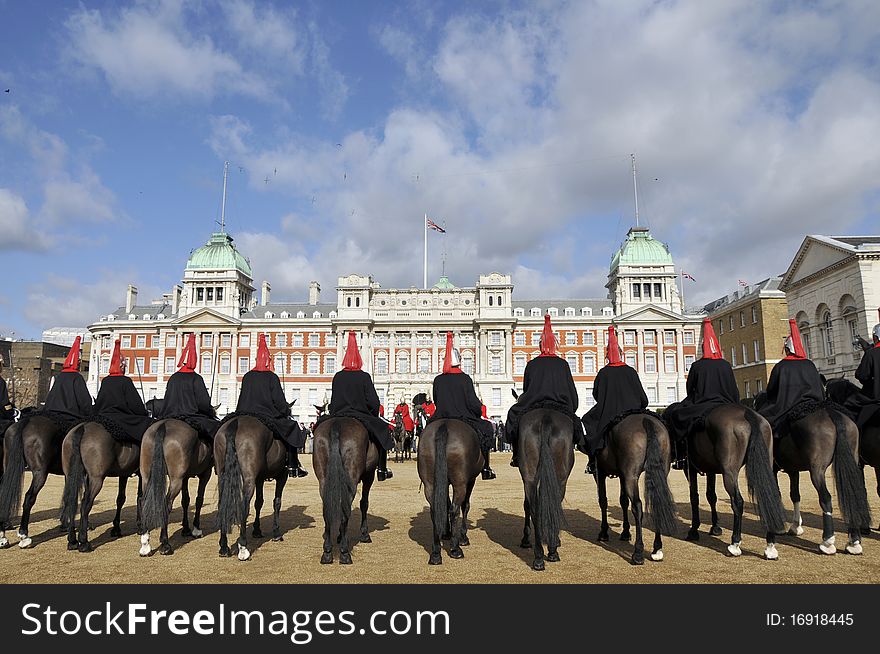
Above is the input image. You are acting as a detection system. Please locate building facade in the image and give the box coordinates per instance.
[780,235,880,379]
[0,340,90,409]
[87,227,701,423]
[703,278,788,399]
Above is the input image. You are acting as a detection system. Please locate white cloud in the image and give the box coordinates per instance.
[222,0,304,72]
[0,189,49,252]
[308,21,349,120]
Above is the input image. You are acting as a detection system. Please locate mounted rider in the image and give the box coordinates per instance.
[755,319,825,436]
[318,331,395,480]
[391,397,415,434]
[838,310,880,431]
[505,314,583,467]
[91,339,153,443]
[234,333,308,478]
[580,325,649,474]
[429,331,496,480]
[41,336,93,426]
[663,318,740,468]
[154,333,220,440]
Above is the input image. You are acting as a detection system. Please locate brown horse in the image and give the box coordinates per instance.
[417,419,483,565]
[596,414,678,564]
[312,417,378,564]
[516,408,574,571]
[215,416,287,561]
[60,422,140,552]
[138,419,213,556]
[774,406,871,555]
[685,404,786,559]
[391,410,412,462]
[0,415,67,548]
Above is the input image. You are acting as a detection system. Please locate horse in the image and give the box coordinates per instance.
[771,398,872,554]
[0,414,67,548]
[683,404,786,559]
[60,422,140,552]
[595,413,678,564]
[417,419,483,565]
[312,417,378,564]
[137,419,213,556]
[214,416,287,561]
[516,408,574,571]
[391,411,412,462]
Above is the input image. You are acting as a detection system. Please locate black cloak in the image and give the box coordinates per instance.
[664,357,741,441]
[505,355,583,443]
[756,358,825,434]
[42,371,93,420]
[581,364,649,455]
[155,371,219,437]
[92,375,153,443]
[429,371,494,450]
[235,370,305,448]
[318,369,393,451]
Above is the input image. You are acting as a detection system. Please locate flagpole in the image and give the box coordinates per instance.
[423,213,428,289]
[680,270,685,314]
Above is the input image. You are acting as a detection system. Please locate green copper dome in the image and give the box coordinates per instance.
[433,275,456,290]
[609,227,673,271]
[186,232,253,277]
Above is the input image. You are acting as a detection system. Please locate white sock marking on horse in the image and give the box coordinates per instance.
[191,527,202,538]
[18,536,32,549]
[139,533,151,557]
[819,535,836,555]
[727,542,742,557]
[650,550,663,562]
[0,533,7,548]
[845,540,863,555]
[238,546,251,561]
[17,530,25,540]
[764,544,778,560]
[788,503,804,535]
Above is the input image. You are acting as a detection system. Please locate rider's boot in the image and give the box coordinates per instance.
[481,448,496,480]
[286,443,308,478]
[377,448,393,481]
[509,437,519,467]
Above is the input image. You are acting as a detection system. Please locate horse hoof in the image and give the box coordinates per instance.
[78,542,93,553]
[0,537,9,549]
[159,544,174,556]
[788,525,804,536]
[18,536,33,549]
[532,559,545,571]
[139,544,151,557]
[727,543,742,557]
[272,535,284,542]
[360,534,372,543]
[219,546,232,558]
[339,552,353,565]
[709,526,723,537]
[819,542,837,555]
[619,532,631,542]
[67,541,78,551]
[428,554,442,565]
[631,553,645,566]
[320,552,333,565]
[686,529,700,542]
[546,551,560,562]
[181,528,192,538]
[449,547,464,559]
[252,530,263,539]
[190,528,203,538]
[237,546,251,561]
[110,526,122,538]
[845,541,863,555]
[597,532,609,543]
[459,535,470,547]
[764,544,779,561]
[520,539,531,549]
[650,549,664,562]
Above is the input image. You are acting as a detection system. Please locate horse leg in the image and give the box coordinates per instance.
[448,483,465,559]
[707,473,722,536]
[17,469,47,548]
[810,466,836,555]
[252,481,264,538]
[597,473,610,542]
[721,470,744,556]
[135,474,143,534]
[110,475,126,538]
[529,484,545,571]
[619,486,631,542]
[78,474,105,553]
[627,475,644,565]
[158,476,183,556]
[271,475,287,542]
[686,462,701,541]
[359,473,374,543]
[459,478,475,547]
[180,481,191,537]
[520,498,531,549]
[237,480,255,561]
[427,482,442,565]
[338,485,353,566]
[191,468,210,538]
[788,472,804,536]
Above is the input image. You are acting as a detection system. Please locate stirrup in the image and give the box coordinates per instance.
[482,468,496,480]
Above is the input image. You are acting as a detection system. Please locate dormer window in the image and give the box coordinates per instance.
[142,314,151,320]
[565,307,575,317]
[280,311,290,319]
[297,311,305,319]
[313,311,322,318]
[530,307,541,317]
[329,311,337,319]
[548,307,558,317]
[602,307,613,316]
[264,311,275,319]
[128,314,136,320]
[514,308,524,317]
[157,313,165,320]
[581,307,592,316]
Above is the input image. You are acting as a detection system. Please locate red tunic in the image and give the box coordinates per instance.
[391,403,414,431]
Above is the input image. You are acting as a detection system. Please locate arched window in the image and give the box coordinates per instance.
[201,353,212,375]
[347,297,352,307]
[820,310,834,357]
[461,351,474,375]
[355,297,360,307]
[418,351,430,373]
[497,295,502,306]
[488,296,494,306]
[375,352,388,375]
[396,352,410,374]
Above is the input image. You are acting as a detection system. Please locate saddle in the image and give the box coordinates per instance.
[166,414,217,444]
[88,415,142,446]
[219,411,285,442]
[783,399,848,435]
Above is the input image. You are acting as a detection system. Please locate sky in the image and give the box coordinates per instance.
[1,0,879,339]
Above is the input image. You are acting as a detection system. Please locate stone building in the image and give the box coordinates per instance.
[0,340,90,409]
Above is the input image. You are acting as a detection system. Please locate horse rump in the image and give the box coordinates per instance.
[216,419,244,534]
[60,425,86,528]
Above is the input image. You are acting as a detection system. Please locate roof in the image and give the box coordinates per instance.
[241,302,336,319]
[609,227,673,271]
[186,232,253,277]
[432,275,456,290]
[102,304,175,321]
[703,277,785,314]
[512,299,612,314]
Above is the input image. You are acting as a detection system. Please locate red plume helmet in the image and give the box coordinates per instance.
[108,339,125,376]
[253,333,272,371]
[342,331,363,371]
[606,325,624,366]
[62,336,82,372]
[442,331,462,374]
[785,319,807,359]
[701,318,722,359]
[177,333,198,372]
[539,314,557,356]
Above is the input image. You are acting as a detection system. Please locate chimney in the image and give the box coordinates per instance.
[261,281,271,306]
[125,285,138,313]
[308,281,321,305]
[172,285,182,315]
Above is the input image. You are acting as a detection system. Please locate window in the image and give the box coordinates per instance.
[684,354,695,372]
[565,307,575,317]
[820,311,834,357]
[683,331,694,345]
[492,388,501,407]
[196,288,204,302]
[757,379,763,393]
[201,354,212,375]
[418,351,430,373]
[326,334,336,348]
[663,330,675,345]
[644,330,656,345]
[647,386,658,403]
[296,311,305,319]
[461,333,475,347]
[416,333,431,347]
[375,353,388,375]
[514,332,525,346]
[308,355,319,375]
[632,284,641,299]
[122,335,131,348]
[645,352,657,373]
[548,307,558,317]
[753,340,760,361]
[149,358,158,374]
[239,333,250,347]
[565,332,577,346]
[166,357,176,374]
[625,352,637,368]
[396,352,410,374]
[801,331,812,358]
[643,283,651,298]
[136,335,146,348]
[462,352,475,375]
[584,332,595,346]
[530,307,541,317]
[514,308,524,317]
[719,320,724,335]
[220,333,231,348]
[325,355,336,375]
[488,295,493,306]
[666,386,677,403]
[566,353,578,374]
[293,333,303,347]
[396,334,410,347]
[101,357,109,375]
[744,380,751,398]
[582,307,593,316]
[309,333,320,347]
[664,352,676,372]
[313,311,322,319]
[490,331,502,346]
[238,357,249,374]
[742,343,748,365]
[150,334,159,348]
[274,333,285,347]
[280,311,290,319]
[202,333,213,348]
[740,311,745,328]
[531,331,541,346]
[514,355,526,374]
[846,314,859,351]
[490,356,502,374]
[729,316,735,332]
[624,331,635,346]
[731,347,737,366]
[216,287,223,302]
[752,306,758,324]
[653,283,662,300]
[220,355,230,374]
[308,389,318,407]
[583,354,596,374]
[291,354,304,374]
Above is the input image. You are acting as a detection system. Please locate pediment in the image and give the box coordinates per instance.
[172,308,242,327]
[615,304,683,322]
[782,237,854,289]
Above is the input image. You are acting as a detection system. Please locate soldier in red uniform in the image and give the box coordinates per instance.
[392,398,415,433]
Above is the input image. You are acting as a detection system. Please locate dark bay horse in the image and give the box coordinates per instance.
[312,417,378,564]
[595,413,678,564]
[516,408,574,570]
[61,422,140,552]
[684,404,786,559]
[0,415,66,548]
[138,419,213,556]
[215,416,288,561]
[774,404,871,555]
[417,419,483,565]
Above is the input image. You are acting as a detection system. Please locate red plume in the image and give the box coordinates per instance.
[342,331,362,371]
[62,336,82,372]
[108,339,125,376]
[539,314,557,356]
[177,333,198,372]
[701,318,722,359]
[606,326,624,366]
[253,333,272,371]
[786,319,807,359]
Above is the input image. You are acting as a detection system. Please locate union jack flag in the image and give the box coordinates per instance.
[738,279,748,287]
[426,217,446,233]
[682,271,695,282]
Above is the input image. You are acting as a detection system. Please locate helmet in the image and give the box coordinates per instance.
[873,323,880,341]
[783,336,795,355]
[449,348,462,367]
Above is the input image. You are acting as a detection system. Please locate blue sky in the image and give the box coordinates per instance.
[1,0,879,338]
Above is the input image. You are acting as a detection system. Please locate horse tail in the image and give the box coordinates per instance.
[0,422,26,528]
[643,418,677,536]
[830,409,872,530]
[217,419,243,534]
[140,422,169,532]
[60,425,86,528]
[323,420,354,541]
[535,413,565,548]
[432,422,449,538]
[744,409,786,534]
